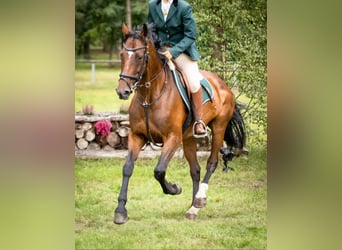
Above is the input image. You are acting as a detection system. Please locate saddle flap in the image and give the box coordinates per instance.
[175,65,191,98]
[173,61,213,104]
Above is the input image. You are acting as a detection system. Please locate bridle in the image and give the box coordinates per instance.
[119,42,149,92]
[119,36,166,92]
[119,34,168,147]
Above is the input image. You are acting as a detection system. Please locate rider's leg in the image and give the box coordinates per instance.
[191,88,206,136]
[175,53,207,137]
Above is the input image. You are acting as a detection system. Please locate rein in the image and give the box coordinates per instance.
[141,67,168,147]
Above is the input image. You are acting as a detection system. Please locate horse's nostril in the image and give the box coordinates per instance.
[116,89,131,100]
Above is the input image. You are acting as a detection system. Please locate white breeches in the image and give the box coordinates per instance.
[174,53,203,93]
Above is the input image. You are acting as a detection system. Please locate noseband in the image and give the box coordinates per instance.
[119,42,149,91]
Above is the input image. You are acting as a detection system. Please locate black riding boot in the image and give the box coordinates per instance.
[191,88,207,138]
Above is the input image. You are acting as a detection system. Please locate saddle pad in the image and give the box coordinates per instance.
[200,78,214,104]
[172,71,213,114]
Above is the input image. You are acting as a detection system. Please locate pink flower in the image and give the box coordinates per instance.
[94,120,112,138]
[82,105,94,115]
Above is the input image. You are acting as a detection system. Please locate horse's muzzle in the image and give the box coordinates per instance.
[116,87,131,100]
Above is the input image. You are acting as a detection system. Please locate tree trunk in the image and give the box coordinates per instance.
[117,126,130,137]
[75,128,85,139]
[87,142,101,151]
[83,36,91,59]
[103,39,109,52]
[107,132,120,147]
[82,122,92,130]
[95,134,107,147]
[76,138,88,149]
[103,145,114,151]
[85,129,96,141]
[126,0,132,30]
[120,137,128,149]
[108,44,113,68]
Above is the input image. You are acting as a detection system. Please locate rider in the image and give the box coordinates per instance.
[148,0,207,138]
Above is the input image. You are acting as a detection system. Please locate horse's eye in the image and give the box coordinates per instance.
[137,54,144,61]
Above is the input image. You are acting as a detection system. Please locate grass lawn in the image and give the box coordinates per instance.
[75,62,131,113]
[75,146,267,249]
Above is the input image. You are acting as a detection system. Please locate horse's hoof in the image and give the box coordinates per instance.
[164,183,182,195]
[194,197,207,208]
[174,183,182,195]
[185,212,197,220]
[114,212,128,224]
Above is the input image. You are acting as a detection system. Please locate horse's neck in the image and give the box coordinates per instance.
[145,50,164,80]
[139,53,167,101]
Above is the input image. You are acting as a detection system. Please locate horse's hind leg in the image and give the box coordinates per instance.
[194,125,226,208]
[114,134,145,224]
[154,136,182,195]
[183,138,201,219]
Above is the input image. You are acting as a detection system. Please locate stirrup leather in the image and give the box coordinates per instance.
[192,120,208,138]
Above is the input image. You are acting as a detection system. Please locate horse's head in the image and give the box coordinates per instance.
[116,23,151,100]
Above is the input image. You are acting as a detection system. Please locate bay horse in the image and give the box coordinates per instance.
[114,23,246,224]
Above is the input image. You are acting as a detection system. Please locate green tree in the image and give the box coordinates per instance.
[75,0,148,62]
[75,0,96,59]
[189,0,267,144]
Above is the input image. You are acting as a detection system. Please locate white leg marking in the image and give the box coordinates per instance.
[195,183,208,199]
[186,205,200,216]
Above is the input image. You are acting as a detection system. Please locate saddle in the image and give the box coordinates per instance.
[167,60,214,132]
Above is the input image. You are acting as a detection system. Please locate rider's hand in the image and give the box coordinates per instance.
[159,49,173,60]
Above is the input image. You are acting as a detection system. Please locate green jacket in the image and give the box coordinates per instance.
[148,0,200,60]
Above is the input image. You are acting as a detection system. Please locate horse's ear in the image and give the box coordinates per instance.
[122,23,129,35]
[140,24,148,38]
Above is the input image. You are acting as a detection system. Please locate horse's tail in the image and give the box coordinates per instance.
[220,102,247,171]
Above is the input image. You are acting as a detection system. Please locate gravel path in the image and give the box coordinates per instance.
[75,145,210,159]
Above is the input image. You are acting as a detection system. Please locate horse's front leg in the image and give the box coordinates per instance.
[154,135,182,195]
[114,134,145,224]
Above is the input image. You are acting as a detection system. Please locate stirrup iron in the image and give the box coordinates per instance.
[192,120,208,138]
